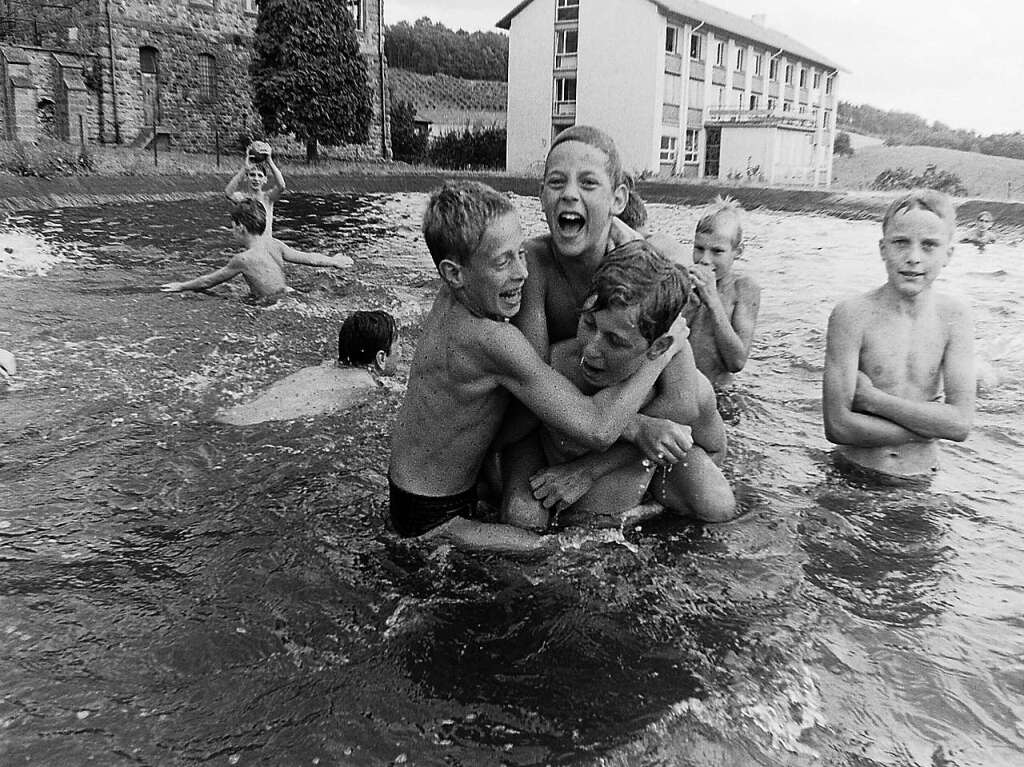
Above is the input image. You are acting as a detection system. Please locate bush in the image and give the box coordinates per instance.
[0,138,95,178]
[833,131,854,157]
[389,95,427,163]
[869,163,967,196]
[427,125,505,170]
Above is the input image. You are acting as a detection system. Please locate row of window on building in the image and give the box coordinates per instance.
[139,46,217,100]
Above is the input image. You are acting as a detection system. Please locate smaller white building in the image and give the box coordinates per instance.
[498,0,845,186]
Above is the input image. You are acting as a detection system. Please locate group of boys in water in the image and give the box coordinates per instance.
[154,126,976,554]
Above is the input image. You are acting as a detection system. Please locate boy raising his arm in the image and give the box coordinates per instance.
[388,181,689,552]
[822,189,975,481]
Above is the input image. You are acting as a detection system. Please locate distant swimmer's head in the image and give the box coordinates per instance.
[245,164,267,191]
[542,125,629,260]
[618,189,649,234]
[338,310,399,374]
[976,210,994,229]
[423,181,527,321]
[576,239,690,387]
[230,198,267,239]
[879,190,955,296]
[693,195,744,278]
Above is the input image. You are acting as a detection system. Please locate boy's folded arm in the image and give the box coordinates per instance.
[854,307,975,442]
[823,304,925,447]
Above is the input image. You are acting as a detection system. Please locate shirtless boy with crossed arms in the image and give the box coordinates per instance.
[823,189,974,481]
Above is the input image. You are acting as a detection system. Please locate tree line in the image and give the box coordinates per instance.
[385,18,509,82]
[838,102,1024,161]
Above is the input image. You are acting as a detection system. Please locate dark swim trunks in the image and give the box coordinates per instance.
[388,476,480,538]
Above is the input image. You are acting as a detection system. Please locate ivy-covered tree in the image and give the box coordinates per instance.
[252,0,372,162]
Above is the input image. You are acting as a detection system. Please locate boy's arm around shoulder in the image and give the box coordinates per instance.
[822,297,928,447]
[511,238,551,360]
[851,295,974,441]
[484,316,685,451]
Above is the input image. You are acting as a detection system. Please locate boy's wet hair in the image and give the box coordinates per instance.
[547,124,626,187]
[587,239,690,344]
[618,189,649,231]
[882,189,956,236]
[422,181,516,268]
[977,210,994,222]
[338,310,397,365]
[230,198,267,236]
[695,195,744,249]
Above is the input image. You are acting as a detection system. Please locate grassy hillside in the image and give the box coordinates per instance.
[832,144,1024,201]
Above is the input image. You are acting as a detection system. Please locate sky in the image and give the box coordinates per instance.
[385,0,1024,137]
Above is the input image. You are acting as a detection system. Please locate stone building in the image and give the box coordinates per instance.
[0,0,390,158]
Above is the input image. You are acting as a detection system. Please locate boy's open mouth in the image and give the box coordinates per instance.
[899,270,924,278]
[499,286,522,302]
[557,212,586,237]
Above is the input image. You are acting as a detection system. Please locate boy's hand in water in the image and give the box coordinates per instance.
[330,254,354,268]
[607,217,644,250]
[633,417,692,464]
[530,463,596,513]
[159,282,186,292]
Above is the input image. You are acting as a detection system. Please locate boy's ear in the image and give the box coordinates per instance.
[645,334,673,360]
[374,349,388,372]
[610,182,629,216]
[438,258,464,288]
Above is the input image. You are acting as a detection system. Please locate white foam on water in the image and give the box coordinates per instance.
[0,225,70,277]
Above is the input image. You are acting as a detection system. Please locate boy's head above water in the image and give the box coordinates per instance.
[230,198,267,238]
[542,125,629,259]
[881,189,956,238]
[423,181,527,320]
[693,195,744,276]
[576,240,690,387]
[338,310,399,374]
[878,189,955,295]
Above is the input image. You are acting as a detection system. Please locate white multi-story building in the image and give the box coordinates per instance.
[497,0,844,186]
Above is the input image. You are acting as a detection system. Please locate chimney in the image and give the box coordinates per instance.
[751,14,767,26]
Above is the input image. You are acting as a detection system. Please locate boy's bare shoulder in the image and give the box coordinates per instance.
[734,271,762,295]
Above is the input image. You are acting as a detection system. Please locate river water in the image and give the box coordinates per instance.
[1,190,1022,766]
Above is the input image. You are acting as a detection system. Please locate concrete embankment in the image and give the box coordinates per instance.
[3,172,1023,227]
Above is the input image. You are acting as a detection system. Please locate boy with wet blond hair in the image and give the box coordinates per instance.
[388,180,690,552]
[687,195,762,422]
[823,189,974,481]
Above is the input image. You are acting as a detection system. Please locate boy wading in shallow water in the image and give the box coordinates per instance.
[686,196,761,423]
[224,140,353,268]
[531,240,735,525]
[387,181,689,553]
[823,189,975,482]
[160,200,348,300]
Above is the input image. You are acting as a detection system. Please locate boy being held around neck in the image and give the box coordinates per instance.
[823,189,974,481]
[388,181,689,553]
[530,239,735,525]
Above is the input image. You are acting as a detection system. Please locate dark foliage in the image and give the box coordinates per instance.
[428,126,506,170]
[385,18,508,81]
[389,94,428,163]
[870,164,967,196]
[833,131,854,157]
[252,0,373,161]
